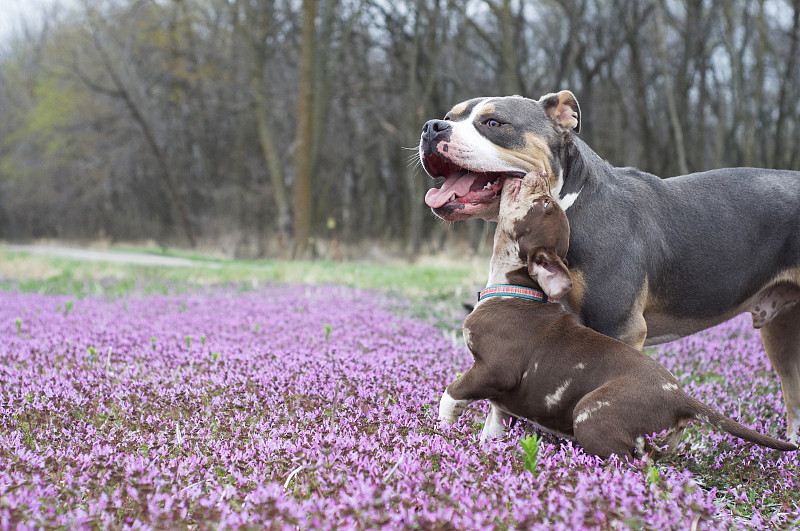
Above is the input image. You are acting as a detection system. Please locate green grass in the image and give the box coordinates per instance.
[0,248,487,300]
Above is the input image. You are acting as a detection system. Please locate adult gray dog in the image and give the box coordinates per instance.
[419,90,800,441]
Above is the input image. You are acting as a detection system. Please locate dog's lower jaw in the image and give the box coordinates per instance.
[431,197,501,222]
[438,390,471,427]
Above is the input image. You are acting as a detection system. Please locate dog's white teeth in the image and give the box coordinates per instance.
[449,194,457,202]
[483,179,498,190]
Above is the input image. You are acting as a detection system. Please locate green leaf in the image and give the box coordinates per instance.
[647,464,660,485]
[520,433,542,476]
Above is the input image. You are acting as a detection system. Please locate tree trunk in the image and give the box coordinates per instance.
[626,25,656,172]
[498,0,522,94]
[292,0,317,258]
[654,1,689,176]
[745,0,767,167]
[773,0,800,168]
[253,90,291,240]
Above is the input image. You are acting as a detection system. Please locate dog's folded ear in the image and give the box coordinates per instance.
[528,249,572,299]
[539,90,581,133]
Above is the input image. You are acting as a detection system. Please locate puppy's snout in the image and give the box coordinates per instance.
[421,119,452,143]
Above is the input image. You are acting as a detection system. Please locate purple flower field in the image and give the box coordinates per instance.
[0,285,798,529]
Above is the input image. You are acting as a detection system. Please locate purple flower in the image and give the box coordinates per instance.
[0,288,793,528]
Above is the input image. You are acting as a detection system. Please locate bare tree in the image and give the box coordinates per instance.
[292,0,317,257]
[233,0,293,246]
[2,0,800,253]
[76,2,198,246]
[773,0,800,168]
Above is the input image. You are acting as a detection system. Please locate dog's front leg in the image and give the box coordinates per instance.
[480,404,511,444]
[438,390,474,427]
[439,364,506,427]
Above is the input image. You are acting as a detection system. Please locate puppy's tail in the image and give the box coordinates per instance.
[685,397,797,451]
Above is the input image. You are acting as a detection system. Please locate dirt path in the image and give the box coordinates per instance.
[1,244,221,268]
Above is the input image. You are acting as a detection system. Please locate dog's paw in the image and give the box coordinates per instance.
[479,406,508,444]
[788,419,800,445]
[479,423,504,445]
[438,391,468,426]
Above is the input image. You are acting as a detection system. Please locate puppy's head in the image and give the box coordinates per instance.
[498,171,572,299]
[420,91,580,221]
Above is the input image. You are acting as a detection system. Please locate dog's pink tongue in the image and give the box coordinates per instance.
[425,172,477,208]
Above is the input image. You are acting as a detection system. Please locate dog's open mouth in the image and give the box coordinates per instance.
[423,153,525,210]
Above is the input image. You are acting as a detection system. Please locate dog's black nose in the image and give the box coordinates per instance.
[422,120,451,134]
[421,119,452,143]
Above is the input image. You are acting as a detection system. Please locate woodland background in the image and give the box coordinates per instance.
[0,0,798,258]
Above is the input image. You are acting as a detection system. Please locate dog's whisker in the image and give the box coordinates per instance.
[405,154,425,171]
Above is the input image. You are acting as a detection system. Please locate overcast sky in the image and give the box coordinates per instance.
[0,0,67,46]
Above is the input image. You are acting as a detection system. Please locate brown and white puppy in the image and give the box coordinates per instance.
[437,172,797,459]
[420,91,800,442]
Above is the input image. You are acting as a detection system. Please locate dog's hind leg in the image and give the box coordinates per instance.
[760,302,800,443]
[573,420,634,460]
[571,391,635,459]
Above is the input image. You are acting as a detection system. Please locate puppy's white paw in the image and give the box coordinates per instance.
[479,405,508,444]
[788,416,800,445]
[438,390,470,426]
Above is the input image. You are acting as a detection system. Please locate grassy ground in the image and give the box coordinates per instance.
[0,247,488,301]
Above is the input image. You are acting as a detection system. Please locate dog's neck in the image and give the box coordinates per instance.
[485,227,539,291]
[487,182,544,290]
[554,136,609,207]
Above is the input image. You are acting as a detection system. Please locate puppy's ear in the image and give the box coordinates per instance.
[539,90,581,133]
[528,249,572,299]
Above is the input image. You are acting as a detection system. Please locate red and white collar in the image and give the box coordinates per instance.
[478,284,557,303]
